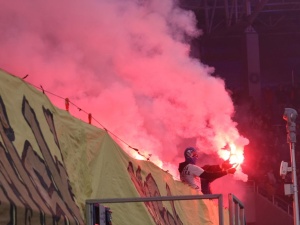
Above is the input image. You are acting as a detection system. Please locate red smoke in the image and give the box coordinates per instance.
[0,0,249,180]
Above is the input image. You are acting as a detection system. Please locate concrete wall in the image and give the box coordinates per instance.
[239,183,293,225]
[255,194,293,225]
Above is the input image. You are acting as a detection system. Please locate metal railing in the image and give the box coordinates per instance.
[245,179,294,216]
[86,194,225,225]
[255,183,294,216]
[229,193,246,225]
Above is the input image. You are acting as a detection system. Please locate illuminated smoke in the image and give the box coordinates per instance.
[0,0,249,179]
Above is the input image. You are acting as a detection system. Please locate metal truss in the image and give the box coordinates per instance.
[180,0,300,36]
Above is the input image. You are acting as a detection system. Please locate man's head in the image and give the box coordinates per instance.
[184,147,198,164]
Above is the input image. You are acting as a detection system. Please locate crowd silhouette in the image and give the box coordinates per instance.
[231,83,300,206]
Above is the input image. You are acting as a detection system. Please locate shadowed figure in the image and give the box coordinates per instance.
[178,147,236,192]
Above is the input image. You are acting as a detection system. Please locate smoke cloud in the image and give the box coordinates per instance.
[0,0,248,179]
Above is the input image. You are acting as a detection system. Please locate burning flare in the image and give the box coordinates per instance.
[219,143,244,169]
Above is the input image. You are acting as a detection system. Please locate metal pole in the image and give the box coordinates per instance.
[283,108,299,225]
[228,194,234,225]
[290,142,299,225]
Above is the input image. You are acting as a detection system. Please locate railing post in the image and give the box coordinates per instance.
[228,193,246,225]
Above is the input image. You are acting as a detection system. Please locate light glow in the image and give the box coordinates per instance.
[218,143,245,168]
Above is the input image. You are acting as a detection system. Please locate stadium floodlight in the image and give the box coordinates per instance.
[283,108,298,123]
[283,108,299,225]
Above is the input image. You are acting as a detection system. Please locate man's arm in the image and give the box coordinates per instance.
[201,164,222,172]
[200,168,236,179]
[200,170,227,179]
[201,160,234,173]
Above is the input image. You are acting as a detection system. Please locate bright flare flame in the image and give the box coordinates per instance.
[218,143,244,167]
